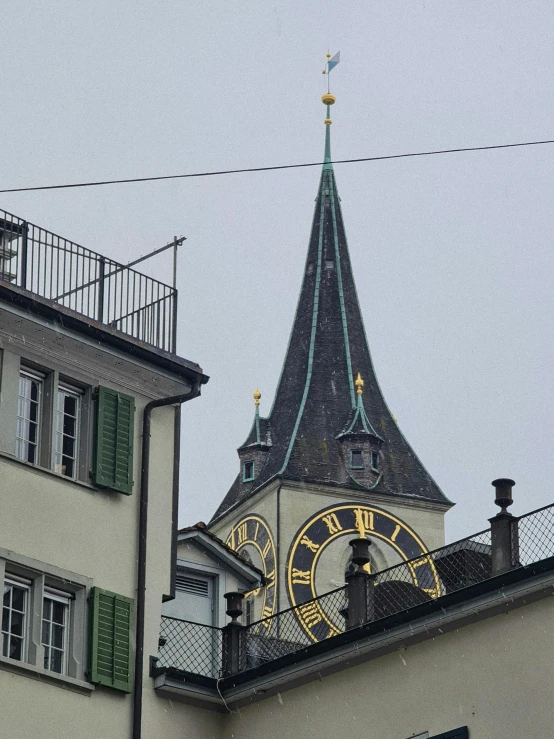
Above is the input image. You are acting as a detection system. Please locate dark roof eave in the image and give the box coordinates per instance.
[0,281,209,385]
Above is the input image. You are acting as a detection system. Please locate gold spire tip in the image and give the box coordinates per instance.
[355,373,364,395]
[253,388,261,407]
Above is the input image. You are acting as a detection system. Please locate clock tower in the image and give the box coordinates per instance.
[209,72,452,633]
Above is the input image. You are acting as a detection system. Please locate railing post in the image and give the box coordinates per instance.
[345,538,374,629]
[489,478,518,574]
[20,222,28,290]
[222,591,245,676]
[97,256,106,323]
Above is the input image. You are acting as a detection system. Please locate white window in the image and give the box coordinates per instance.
[0,549,91,686]
[2,576,30,662]
[42,590,70,674]
[16,370,43,464]
[54,385,82,479]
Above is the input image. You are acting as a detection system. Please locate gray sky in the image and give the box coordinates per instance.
[2,1,553,542]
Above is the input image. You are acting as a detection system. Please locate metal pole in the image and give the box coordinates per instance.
[20,222,28,290]
[97,256,106,323]
[171,236,178,354]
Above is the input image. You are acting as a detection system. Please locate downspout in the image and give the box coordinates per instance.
[132,380,202,739]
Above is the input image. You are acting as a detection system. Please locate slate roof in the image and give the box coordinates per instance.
[211,122,450,523]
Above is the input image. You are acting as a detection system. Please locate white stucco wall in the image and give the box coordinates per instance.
[222,594,554,739]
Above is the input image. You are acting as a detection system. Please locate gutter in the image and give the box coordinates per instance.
[132,378,204,739]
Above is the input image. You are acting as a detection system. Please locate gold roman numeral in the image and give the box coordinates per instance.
[237,522,248,545]
[390,524,401,542]
[354,508,374,537]
[262,539,271,558]
[300,535,320,552]
[322,513,343,535]
[265,570,275,588]
[254,522,260,540]
[291,568,311,585]
[262,605,273,619]
[298,602,322,628]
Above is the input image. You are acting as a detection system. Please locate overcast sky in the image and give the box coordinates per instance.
[2,1,553,542]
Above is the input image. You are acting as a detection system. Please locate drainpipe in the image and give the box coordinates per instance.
[132,380,202,739]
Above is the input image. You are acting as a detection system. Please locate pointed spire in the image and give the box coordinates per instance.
[211,65,449,524]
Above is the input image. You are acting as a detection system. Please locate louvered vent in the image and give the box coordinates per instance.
[175,574,209,596]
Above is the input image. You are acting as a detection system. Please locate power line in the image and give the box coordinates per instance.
[1,138,553,195]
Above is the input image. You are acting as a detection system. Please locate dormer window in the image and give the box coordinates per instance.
[371,451,379,471]
[242,460,255,482]
[350,450,363,469]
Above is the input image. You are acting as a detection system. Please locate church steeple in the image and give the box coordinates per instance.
[212,75,449,523]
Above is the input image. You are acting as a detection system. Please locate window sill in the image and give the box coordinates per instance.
[0,654,94,694]
[0,450,99,493]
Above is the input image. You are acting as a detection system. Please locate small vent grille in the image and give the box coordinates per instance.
[176,574,209,597]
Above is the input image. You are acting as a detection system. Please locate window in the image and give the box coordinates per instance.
[0,548,92,686]
[371,450,379,471]
[350,449,363,469]
[54,385,82,479]
[16,370,43,464]
[42,590,70,674]
[2,576,30,662]
[243,460,255,482]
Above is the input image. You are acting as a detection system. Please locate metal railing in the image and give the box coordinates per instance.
[154,503,554,679]
[0,208,177,352]
[241,528,493,667]
[514,503,554,566]
[156,616,223,679]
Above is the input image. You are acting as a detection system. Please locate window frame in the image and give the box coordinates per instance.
[2,574,31,663]
[53,382,84,481]
[11,359,93,485]
[42,588,71,675]
[350,449,364,469]
[242,460,255,482]
[371,450,379,472]
[15,367,44,465]
[0,548,92,690]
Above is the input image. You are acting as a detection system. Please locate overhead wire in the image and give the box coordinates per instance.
[1,138,553,195]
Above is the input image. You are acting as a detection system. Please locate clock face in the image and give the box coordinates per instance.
[287,503,440,642]
[226,514,277,620]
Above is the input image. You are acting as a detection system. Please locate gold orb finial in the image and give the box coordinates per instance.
[253,388,261,407]
[321,92,336,106]
[355,372,364,395]
[326,52,331,60]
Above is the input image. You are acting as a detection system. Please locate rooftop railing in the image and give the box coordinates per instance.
[153,502,554,681]
[0,208,177,353]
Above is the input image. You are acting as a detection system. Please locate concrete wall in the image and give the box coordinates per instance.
[222,595,554,739]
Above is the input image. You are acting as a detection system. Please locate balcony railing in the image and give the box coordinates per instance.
[0,208,177,353]
[153,502,554,680]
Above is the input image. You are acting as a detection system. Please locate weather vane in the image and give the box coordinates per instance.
[322,50,340,93]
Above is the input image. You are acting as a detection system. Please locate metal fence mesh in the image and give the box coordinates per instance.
[157,616,222,679]
[515,505,554,566]
[242,586,347,669]
[156,504,554,679]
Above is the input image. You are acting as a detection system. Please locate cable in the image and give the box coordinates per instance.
[1,138,553,195]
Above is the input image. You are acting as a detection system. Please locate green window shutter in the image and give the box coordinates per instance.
[89,587,134,692]
[93,386,135,494]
